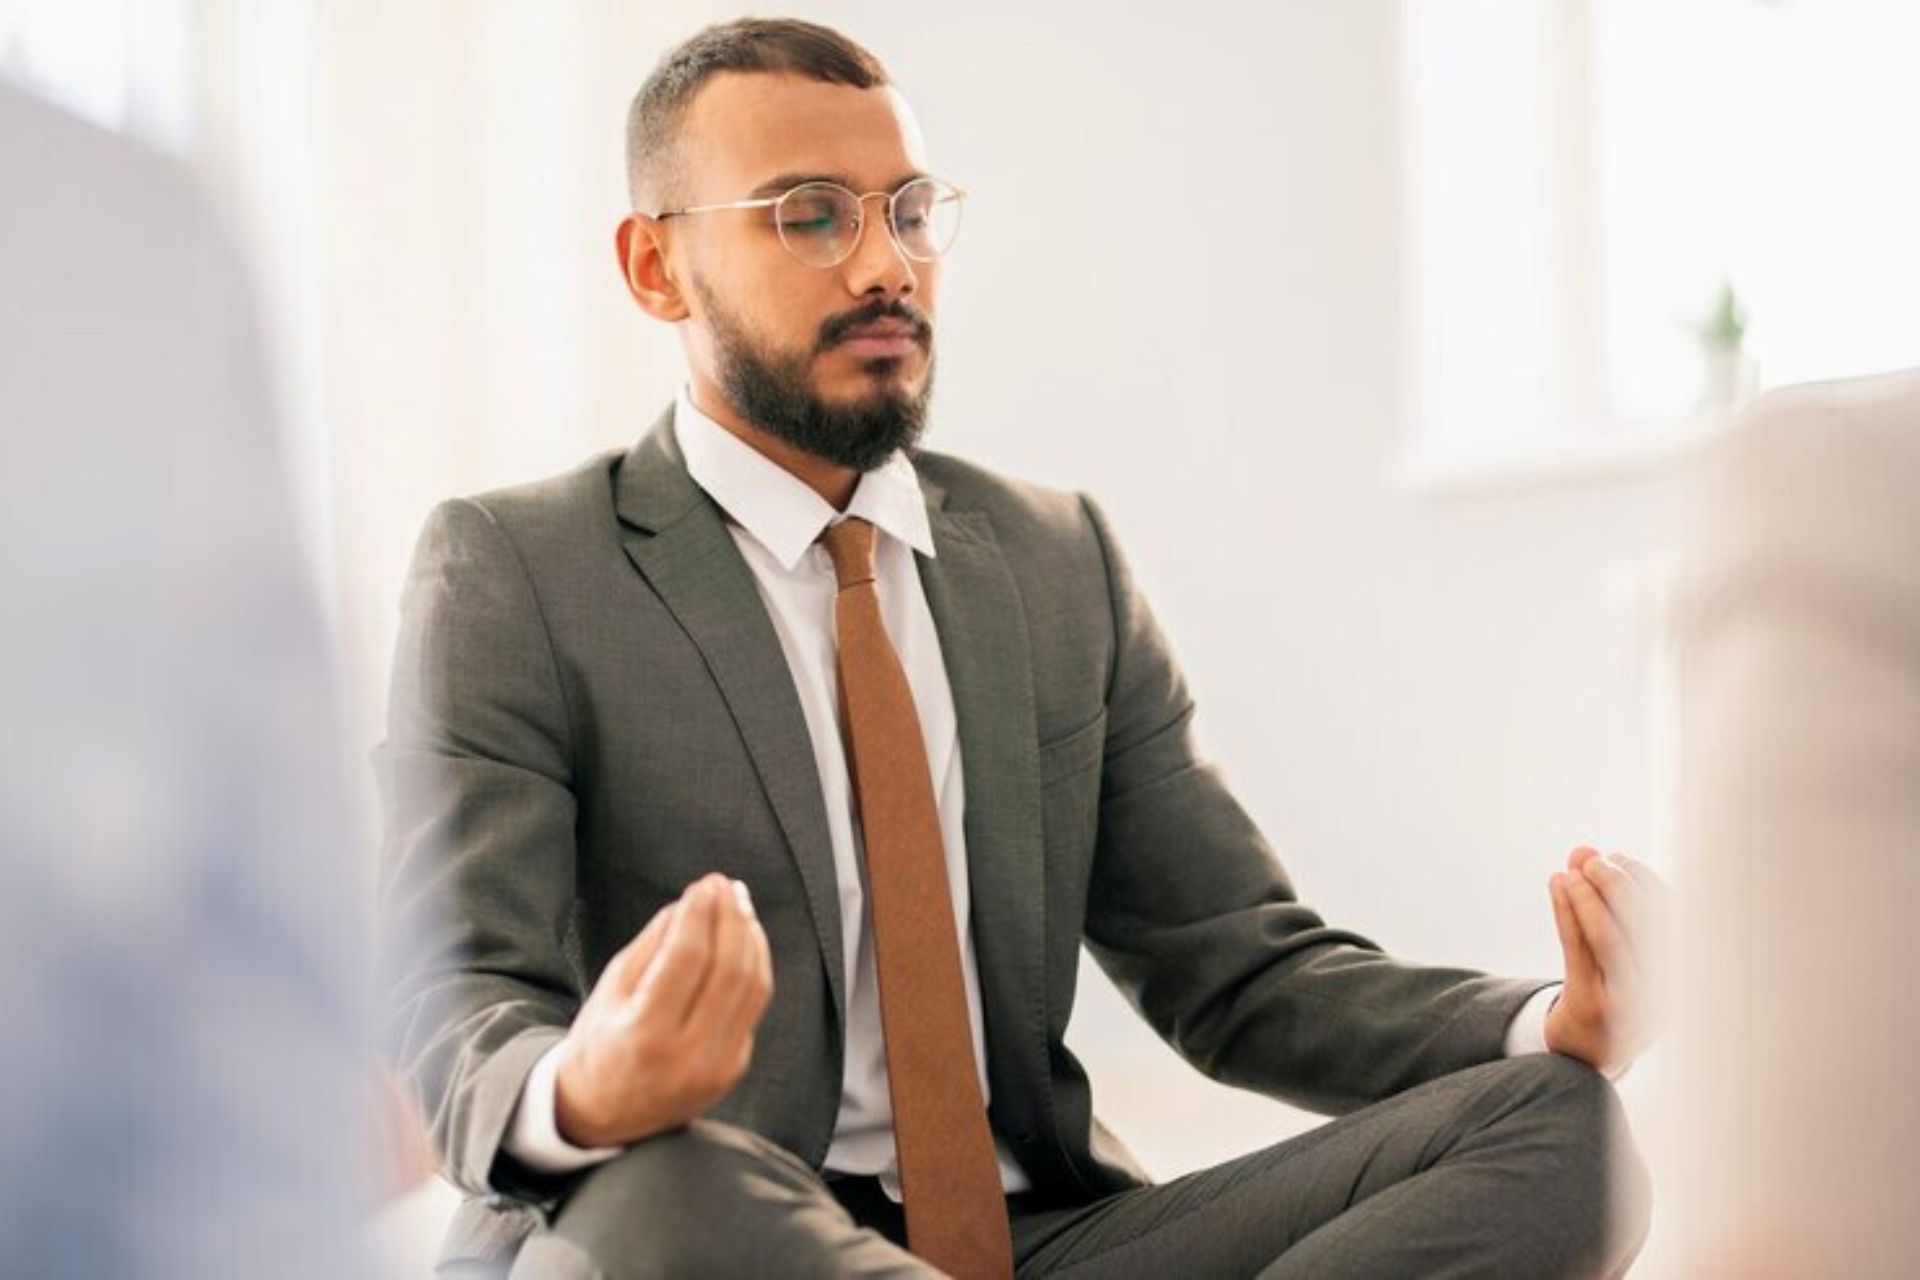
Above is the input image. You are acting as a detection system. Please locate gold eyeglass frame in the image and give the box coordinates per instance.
[650,176,968,267]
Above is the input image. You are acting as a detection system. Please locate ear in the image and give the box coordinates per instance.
[615,214,689,322]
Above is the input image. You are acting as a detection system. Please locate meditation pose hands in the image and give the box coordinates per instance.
[1544,846,1676,1077]
[554,873,775,1148]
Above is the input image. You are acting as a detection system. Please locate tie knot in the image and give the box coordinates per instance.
[818,515,877,589]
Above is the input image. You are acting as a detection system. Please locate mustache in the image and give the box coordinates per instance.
[818,300,933,351]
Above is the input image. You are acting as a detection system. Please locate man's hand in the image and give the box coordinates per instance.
[553,872,774,1148]
[1543,847,1674,1076]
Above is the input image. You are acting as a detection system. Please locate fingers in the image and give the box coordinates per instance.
[1610,852,1674,913]
[632,875,725,1025]
[1566,845,1604,874]
[1548,871,1602,989]
[1575,851,1638,945]
[685,871,749,1025]
[1559,844,1666,955]
[1576,850,1670,961]
[631,872,767,1031]
[1587,850,1676,1016]
[698,932,773,1080]
[1559,863,1641,992]
[601,901,679,1001]
[686,883,772,1064]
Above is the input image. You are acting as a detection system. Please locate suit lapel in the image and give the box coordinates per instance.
[916,503,1050,1140]
[610,403,1050,1133]
[612,406,848,1035]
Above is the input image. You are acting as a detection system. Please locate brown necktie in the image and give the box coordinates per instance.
[818,515,1015,1280]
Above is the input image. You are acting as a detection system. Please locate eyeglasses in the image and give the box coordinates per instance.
[651,176,967,269]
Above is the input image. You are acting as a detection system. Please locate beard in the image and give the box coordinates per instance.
[692,273,936,473]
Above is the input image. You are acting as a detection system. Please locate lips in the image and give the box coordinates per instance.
[836,320,925,358]
[841,321,920,343]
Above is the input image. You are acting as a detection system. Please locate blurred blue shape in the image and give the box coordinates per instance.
[0,83,374,1279]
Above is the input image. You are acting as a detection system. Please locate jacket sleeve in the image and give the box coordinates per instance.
[1075,492,1557,1116]
[376,496,583,1200]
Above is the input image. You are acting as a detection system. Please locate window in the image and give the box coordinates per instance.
[1396,0,1920,493]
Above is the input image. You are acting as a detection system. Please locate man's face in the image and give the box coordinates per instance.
[665,72,942,471]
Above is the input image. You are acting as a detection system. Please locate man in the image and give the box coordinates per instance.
[380,18,1664,1277]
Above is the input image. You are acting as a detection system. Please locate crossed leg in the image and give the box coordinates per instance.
[1004,1053,1651,1278]
[508,1053,1650,1278]
[507,1117,938,1279]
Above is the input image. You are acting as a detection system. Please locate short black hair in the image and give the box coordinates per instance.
[626,17,892,212]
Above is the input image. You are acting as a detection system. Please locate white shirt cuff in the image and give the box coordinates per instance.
[1501,982,1632,1082]
[1503,983,1561,1057]
[502,1041,624,1174]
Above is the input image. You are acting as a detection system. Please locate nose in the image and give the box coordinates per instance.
[841,191,918,300]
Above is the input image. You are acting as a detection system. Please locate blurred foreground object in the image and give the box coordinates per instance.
[1670,366,1920,1277]
[0,84,373,1278]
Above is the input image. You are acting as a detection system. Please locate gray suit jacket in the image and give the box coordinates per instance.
[378,404,1555,1264]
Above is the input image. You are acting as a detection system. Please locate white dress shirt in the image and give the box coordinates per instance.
[507,384,1030,1201]
[503,385,1602,1196]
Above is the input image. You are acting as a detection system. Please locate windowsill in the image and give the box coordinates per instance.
[1392,412,1736,500]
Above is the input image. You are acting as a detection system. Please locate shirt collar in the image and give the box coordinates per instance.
[674,383,935,573]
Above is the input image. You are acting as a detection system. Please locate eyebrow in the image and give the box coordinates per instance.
[746,170,931,198]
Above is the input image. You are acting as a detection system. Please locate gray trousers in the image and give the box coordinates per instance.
[500,1054,1652,1279]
